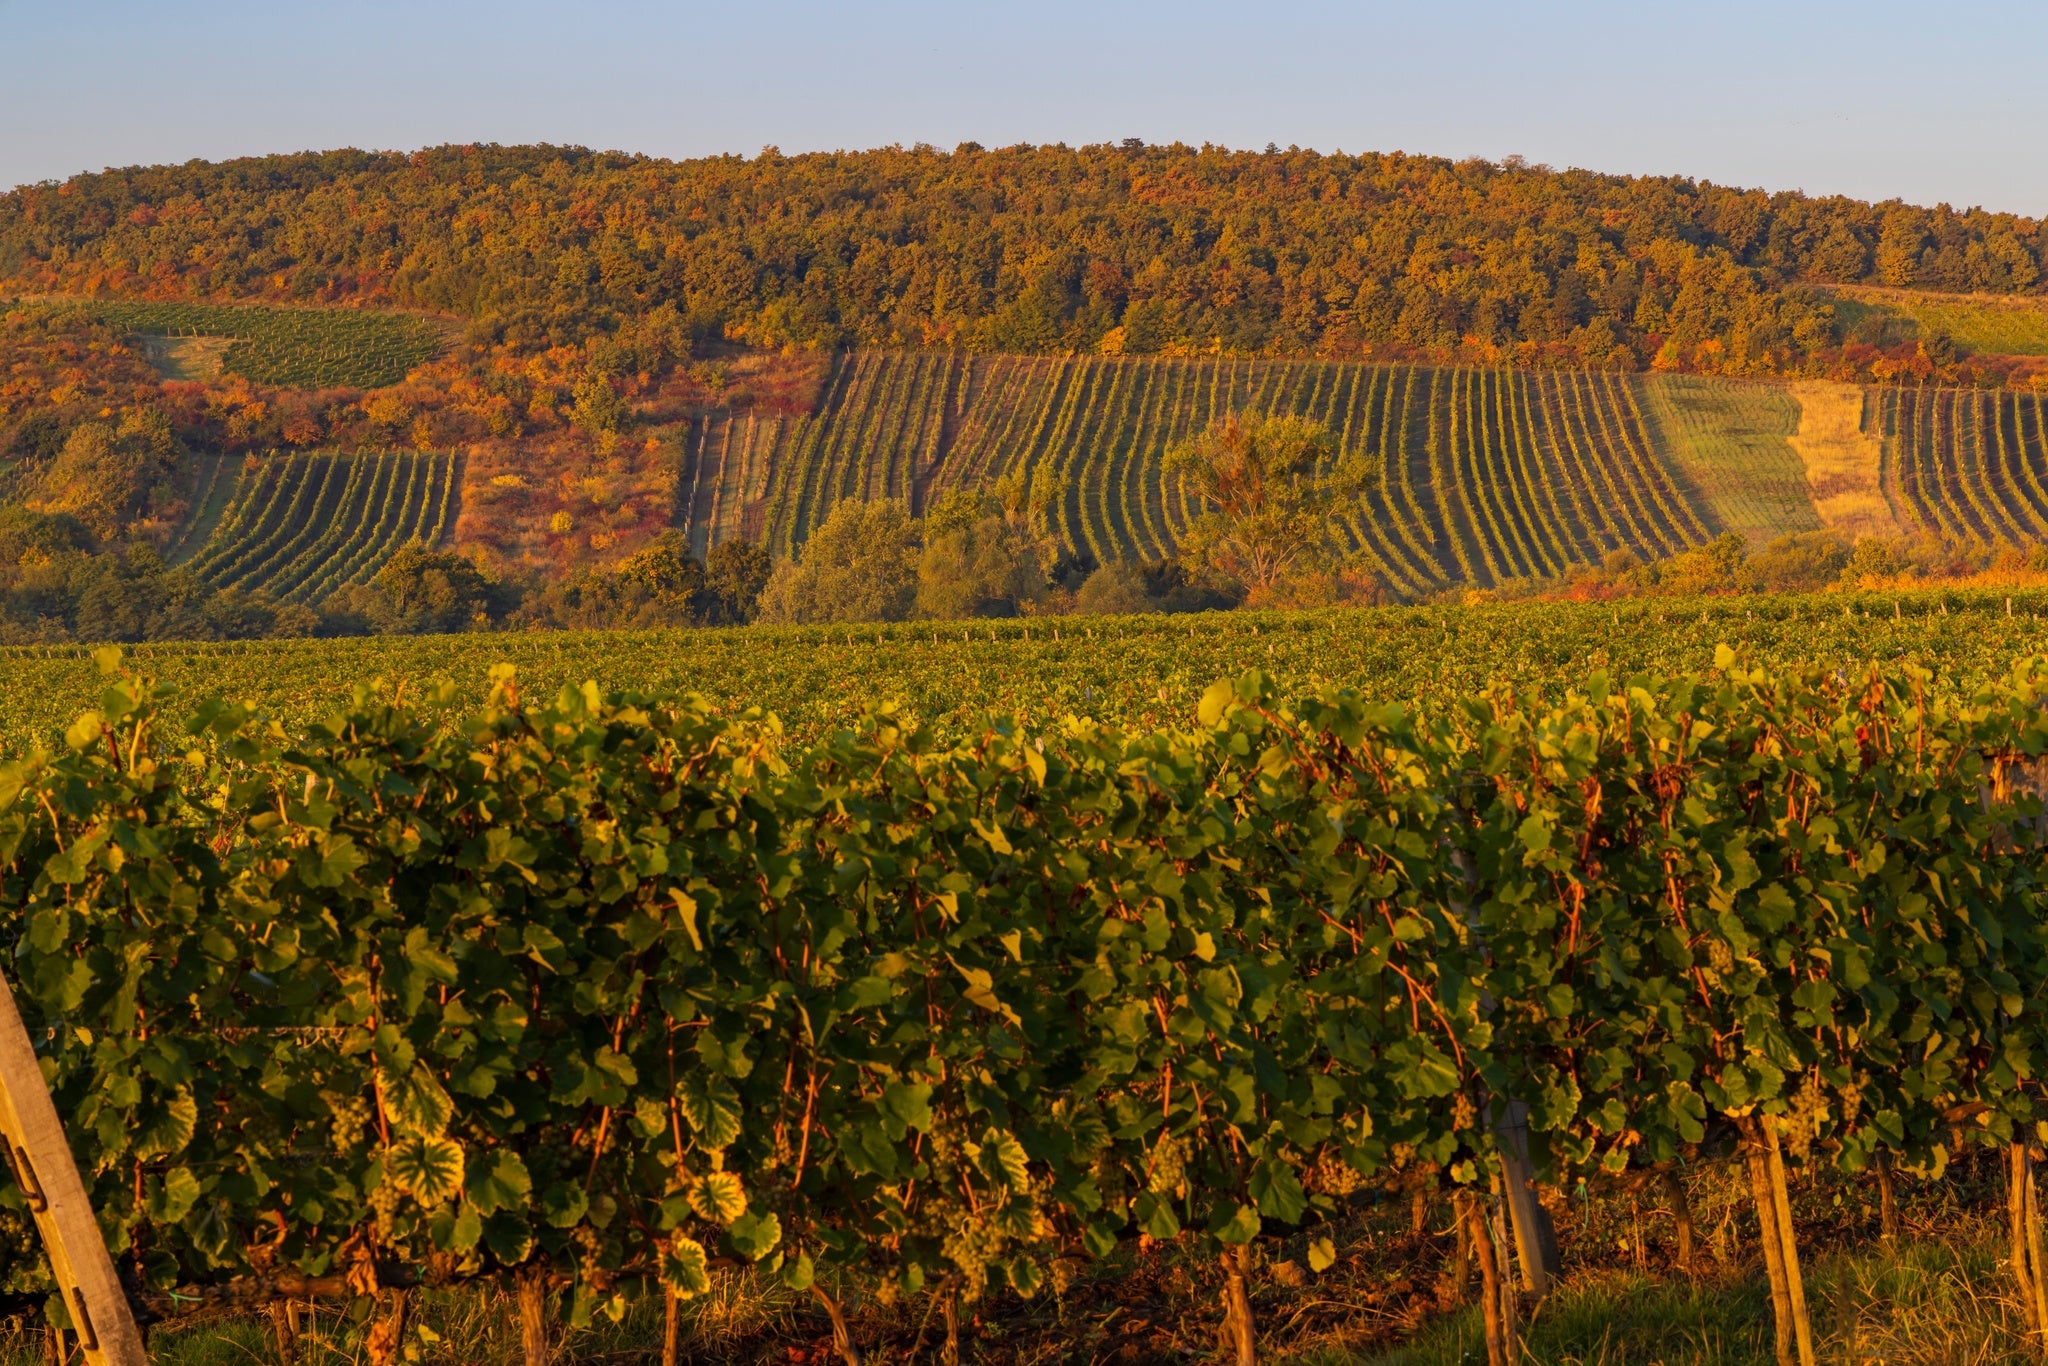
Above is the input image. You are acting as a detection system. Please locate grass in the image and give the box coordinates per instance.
[133,334,234,382]
[0,1285,672,1366]
[1827,285,2048,359]
[6,1159,2038,1365]
[1785,380,1902,542]
[1346,1226,2026,1366]
[1635,374,1819,547]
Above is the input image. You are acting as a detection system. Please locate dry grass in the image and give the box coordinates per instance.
[1786,381,1903,542]
[133,333,234,381]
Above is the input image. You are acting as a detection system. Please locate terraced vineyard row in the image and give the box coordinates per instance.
[36,299,445,388]
[1879,387,2048,542]
[679,353,1718,590]
[175,450,461,602]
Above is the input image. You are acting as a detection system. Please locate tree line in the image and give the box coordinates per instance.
[5,142,2042,378]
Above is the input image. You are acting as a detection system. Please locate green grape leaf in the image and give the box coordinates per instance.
[727,1209,782,1261]
[677,1073,743,1150]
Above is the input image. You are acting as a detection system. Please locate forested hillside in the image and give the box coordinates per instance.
[4,142,2043,379]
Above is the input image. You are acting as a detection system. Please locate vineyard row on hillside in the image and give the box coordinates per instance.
[1881,386,2048,546]
[10,654,2048,1366]
[173,450,461,602]
[679,355,1722,591]
[681,356,2048,592]
[23,298,446,389]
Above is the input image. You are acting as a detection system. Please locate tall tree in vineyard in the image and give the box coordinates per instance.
[1166,413,1346,601]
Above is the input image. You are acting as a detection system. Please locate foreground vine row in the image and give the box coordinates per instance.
[7,649,2048,1366]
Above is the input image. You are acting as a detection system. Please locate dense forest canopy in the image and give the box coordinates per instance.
[3,142,2042,374]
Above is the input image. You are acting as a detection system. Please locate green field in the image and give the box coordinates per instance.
[4,587,2045,749]
[29,298,446,387]
[1636,373,1820,547]
[1830,285,2048,357]
[169,449,461,601]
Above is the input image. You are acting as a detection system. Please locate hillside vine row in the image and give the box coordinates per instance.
[680,354,1718,591]
[177,450,461,602]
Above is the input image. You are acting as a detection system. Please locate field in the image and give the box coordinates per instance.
[1878,386,2048,541]
[1829,284,2048,357]
[166,449,462,601]
[2,587,2045,748]
[682,355,1726,590]
[1785,381,1900,542]
[8,595,2048,1366]
[26,298,447,388]
[1634,374,1819,547]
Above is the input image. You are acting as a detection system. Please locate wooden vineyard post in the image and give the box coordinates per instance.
[1491,1099,1560,1297]
[0,969,147,1366]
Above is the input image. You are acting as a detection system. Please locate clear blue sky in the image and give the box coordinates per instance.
[3,0,2039,214]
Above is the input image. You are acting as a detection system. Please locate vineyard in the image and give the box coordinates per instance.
[680,354,1729,592]
[170,449,462,602]
[0,587,2045,749]
[32,299,446,388]
[11,641,2048,1366]
[1879,386,2048,542]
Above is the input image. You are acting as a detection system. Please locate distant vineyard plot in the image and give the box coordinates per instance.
[175,450,461,602]
[1881,387,2048,542]
[680,353,1724,592]
[36,299,446,388]
[1637,375,1820,547]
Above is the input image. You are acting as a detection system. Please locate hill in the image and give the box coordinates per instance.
[4,143,2044,380]
[5,142,2048,639]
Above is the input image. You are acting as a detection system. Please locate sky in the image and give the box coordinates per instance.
[3,0,2041,215]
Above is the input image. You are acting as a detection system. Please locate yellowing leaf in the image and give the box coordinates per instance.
[663,1235,712,1298]
[688,1170,747,1225]
[388,1135,465,1205]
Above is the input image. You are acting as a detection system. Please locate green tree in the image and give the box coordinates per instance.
[614,529,706,602]
[1164,413,1344,600]
[757,499,920,624]
[570,372,626,444]
[1072,561,1154,615]
[1652,531,1747,594]
[702,538,772,625]
[324,542,502,633]
[914,487,1049,619]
